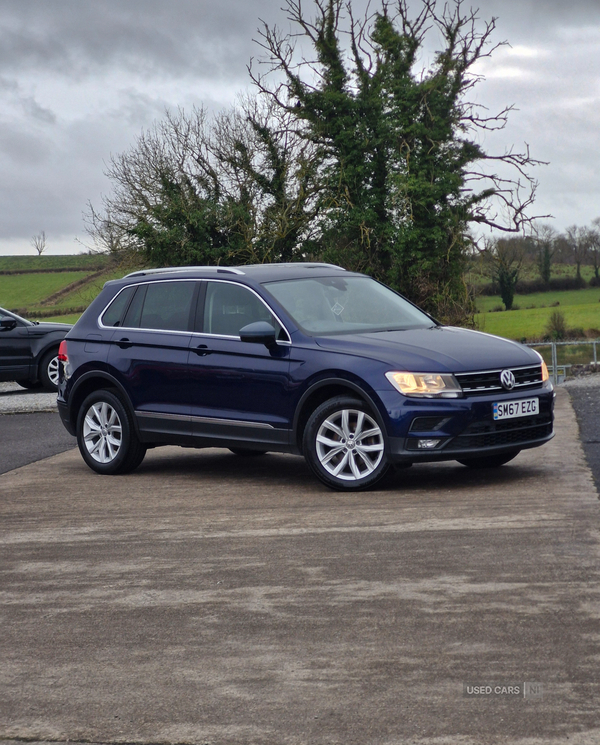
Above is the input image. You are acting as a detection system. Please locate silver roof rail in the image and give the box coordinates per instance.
[124,266,245,278]
[239,262,346,271]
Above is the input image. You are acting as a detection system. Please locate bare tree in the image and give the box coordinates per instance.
[589,218,600,280]
[480,235,528,310]
[31,230,47,256]
[532,223,558,285]
[561,225,590,282]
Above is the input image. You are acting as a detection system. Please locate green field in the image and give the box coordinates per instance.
[2,254,600,338]
[0,272,91,309]
[475,287,600,341]
[0,254,132,323]
[0,254,112,272]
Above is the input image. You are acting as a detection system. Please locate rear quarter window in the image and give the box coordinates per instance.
[101,286,136,327]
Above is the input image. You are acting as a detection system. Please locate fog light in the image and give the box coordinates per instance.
[418,439,441,449]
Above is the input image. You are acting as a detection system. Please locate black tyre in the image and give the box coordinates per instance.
[76,389,146,475]
[303,396,390,491]
[16,379,42,390]
[39,348,61,392]
[457,450,520,469]
[229,448,268,456]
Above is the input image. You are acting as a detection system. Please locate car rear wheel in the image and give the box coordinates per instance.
[457,450,520,469]
[303,396,390,491]
[77,390,146,475]
[39,349,60,391]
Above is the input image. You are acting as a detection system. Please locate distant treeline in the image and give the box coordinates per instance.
[478,275,600,296]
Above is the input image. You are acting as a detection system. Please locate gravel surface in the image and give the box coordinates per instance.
[0,381,58,413]
[563,373,600,492]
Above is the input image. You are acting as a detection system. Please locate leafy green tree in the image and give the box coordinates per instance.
[91,0,545,324]
[87,103,320,268]
[251,0,545,321]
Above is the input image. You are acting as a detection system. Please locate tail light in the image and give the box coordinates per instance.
[58,340,69,382]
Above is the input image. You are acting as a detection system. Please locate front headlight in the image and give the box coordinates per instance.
[385,371,463,398]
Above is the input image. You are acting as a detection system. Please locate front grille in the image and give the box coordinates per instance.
[455,364,543,395]
[451,410,553,451]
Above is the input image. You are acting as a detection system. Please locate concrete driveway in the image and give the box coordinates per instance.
[1,387,599,745]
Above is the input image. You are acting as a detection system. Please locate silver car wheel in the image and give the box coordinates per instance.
[83,401,123,464]
[47,355,60,386]
[315,408,385,481]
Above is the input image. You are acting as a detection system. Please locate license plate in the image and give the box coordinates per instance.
[493,397,539,421]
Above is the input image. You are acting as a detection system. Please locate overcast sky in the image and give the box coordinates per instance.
[1,0,600,255]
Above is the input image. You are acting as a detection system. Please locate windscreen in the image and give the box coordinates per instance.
[263,276,434,335]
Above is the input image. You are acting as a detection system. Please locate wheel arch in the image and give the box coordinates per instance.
[67,372,140,437]
[293,377,387,454]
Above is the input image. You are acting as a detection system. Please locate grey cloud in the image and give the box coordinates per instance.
[21,96,56,124]
[0,0,289,82]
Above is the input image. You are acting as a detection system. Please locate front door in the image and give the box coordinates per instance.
[187,280,292,449]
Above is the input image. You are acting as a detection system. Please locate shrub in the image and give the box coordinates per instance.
[545,310,568,340]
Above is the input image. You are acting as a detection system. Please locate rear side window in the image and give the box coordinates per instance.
[101,286,136,327]
[136,281,196,332]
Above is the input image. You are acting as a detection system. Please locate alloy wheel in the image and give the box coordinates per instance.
[83,401,123,464]
[315,407,385,482]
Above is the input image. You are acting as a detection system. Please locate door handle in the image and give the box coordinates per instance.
[194,344,212,356]
[116,337,133,349]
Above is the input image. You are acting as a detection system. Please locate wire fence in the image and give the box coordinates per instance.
[525,340,600,385]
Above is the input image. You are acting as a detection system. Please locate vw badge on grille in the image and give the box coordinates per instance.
[500,369,516,391]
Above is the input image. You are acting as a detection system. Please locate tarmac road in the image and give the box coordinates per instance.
[1,385,600,744]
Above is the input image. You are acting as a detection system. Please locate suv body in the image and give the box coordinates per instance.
[57,264,554,490]
[0,307,72,392]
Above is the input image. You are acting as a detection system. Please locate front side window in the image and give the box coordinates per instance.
[264,276,434,335]
[202,282,284,338]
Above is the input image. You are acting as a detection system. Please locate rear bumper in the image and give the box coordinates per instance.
[57,399,76,436]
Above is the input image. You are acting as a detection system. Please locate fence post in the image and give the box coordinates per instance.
[552,342,558,386]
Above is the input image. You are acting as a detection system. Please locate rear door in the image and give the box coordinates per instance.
[106,280,199,438]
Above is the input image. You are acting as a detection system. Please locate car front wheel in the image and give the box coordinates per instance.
[76,390,146,475]
[303,396,390,491]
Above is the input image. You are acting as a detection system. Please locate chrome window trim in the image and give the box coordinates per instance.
[97,278,292,343]
[98,279,197,334]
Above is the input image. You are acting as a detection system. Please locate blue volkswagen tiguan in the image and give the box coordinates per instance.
[57,263,554,490]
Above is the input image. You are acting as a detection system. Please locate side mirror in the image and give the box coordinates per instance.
[0,318,17,331]
[239,321,277,348]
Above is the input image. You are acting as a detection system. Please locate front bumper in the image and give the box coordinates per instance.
[379,383,555,463]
